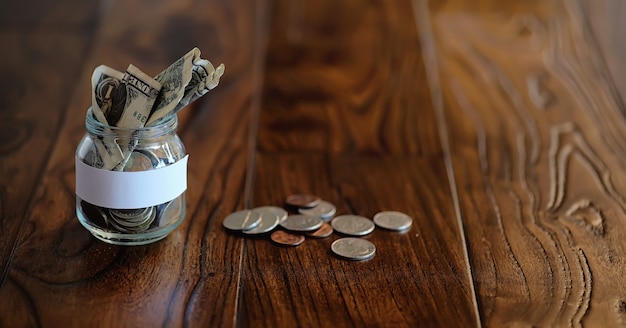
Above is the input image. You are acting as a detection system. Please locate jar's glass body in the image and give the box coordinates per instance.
[76,108,187,245]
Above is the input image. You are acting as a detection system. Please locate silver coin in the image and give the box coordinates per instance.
[253,206,288,223]
[110,207,153,224]
[154,198,183,227]
[243,207,281,235]
[298,200,336,221]
[111,208,147,218]
[122,150,158,171]
[331,215,375,236]
[373,211,413,231]
[331,237,376,260]
[223,210,261,231]
[109,207,155,227]
[280,214,323,232]
[109,206,156,232]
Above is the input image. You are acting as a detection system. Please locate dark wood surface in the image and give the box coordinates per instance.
[1,0,626,326]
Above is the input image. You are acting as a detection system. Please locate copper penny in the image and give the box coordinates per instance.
[306,222,333,238]
[285,194,321,209]
[270,230,305,246]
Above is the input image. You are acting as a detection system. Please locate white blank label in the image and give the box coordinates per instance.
[75,155,188,209]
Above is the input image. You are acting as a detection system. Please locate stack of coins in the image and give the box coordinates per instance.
[83,149,179,233]
[109,207,156,232]
[222,193,413,261]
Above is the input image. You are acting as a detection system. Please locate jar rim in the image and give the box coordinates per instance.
[85,107,178,138]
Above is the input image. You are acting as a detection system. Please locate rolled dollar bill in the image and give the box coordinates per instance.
[90,64,162,169]
[90,65,125,169]
[147,48,199,126]
[146,48,224,125]
[91,65,125,126]
[117,64,162,128]
[169,60,225,118]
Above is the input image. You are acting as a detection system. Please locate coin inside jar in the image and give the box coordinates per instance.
[121,149,161,171]
[331,237,376,260]
[331,215,375,236]
[109,206,156,232]
[285,194,321,209]
[271,230,305,246]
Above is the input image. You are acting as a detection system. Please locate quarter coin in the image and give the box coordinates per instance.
[253,206,288,222]
[306,222,333,238]
[331,215,375,236]
[271,230,305,246]
[373,211,413,231]
[299,200,336,221]
[223,210,261,231]
[285,194,321,209]
[331,237,376,260]
[243,207,281,235]
[280,214,323,232]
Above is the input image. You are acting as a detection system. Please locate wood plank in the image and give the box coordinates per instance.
[420,0,626,325]
[0,0,268,326]
[0,0,98,30]
[0,2,99,283]
[239,0,480,326]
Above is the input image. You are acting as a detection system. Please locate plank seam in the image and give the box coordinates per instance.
[410,0,483,326]
[236,0,273,326]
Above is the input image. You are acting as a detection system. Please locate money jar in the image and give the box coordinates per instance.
[75,108,187,245]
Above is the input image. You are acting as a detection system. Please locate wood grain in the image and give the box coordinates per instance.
[0,0,268,326]
[240,0,480,326]
[421,0,626,326]
[4,0,626,326]
[0,0,99,285]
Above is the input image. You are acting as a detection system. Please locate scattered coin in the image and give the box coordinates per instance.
[271,230,305,246]
[253,205,288,223]
[243,207,281,235]
[285,194,321,209]
[299,200,336,221]
[306,222,333,238]
[280,214,323,232]
[331,215,375,236]
[222,210,261,231]
[373,211,413,231]
[331,237,376,260]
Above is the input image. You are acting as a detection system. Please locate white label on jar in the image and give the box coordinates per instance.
[75,155,188,209]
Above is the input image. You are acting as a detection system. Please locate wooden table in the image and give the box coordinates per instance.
[2,0,626,326]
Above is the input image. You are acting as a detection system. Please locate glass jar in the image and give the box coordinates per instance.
[75,108,187,245]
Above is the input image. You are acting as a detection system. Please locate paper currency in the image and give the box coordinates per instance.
[90,64,163,170]
[146,48,198,126]
[119,64,162,128]
[92,64,162,128]
[91,65,124,126]
[168,59,225,120]
[146,48,225,125]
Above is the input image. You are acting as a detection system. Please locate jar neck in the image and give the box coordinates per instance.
[85,107,178,140]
